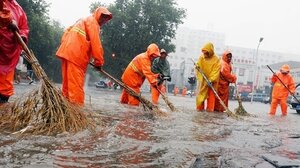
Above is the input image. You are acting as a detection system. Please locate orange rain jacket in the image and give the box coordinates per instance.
[0,0,29,97]
[56,7,112,105]
[195,42,221,112]
[182,87,187,97]
[120,43,160,106]
[269,67,295,115]
[271,72,295,99]
[173,87,179,96]
[214,51,237,112]
[56,7,112,70]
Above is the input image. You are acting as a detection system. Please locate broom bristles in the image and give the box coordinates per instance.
[0,48,94,135]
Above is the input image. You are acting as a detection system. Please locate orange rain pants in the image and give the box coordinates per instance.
[270,98,288,115]
[0,70,14,97]
[151,84,164,105]
[61,59,85,105]
[120,86,141,106]
[196,88,216,112]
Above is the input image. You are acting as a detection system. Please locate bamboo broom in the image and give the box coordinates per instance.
[233,83,249,116]
[0,31,94,135]
[154,85,176,111]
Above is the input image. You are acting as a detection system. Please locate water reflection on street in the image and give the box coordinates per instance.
[0,85,300,167]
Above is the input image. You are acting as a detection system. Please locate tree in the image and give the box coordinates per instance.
[17,0,64,82]
[90,0,186,79]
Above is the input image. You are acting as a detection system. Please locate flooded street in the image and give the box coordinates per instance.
[1,84,300,167]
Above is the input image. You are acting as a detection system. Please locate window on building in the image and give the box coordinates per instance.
[239,68,245,76]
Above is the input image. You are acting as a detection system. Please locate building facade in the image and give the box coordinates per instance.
[168,27,299,93]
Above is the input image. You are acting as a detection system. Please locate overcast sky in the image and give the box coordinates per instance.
[47,0,300,55]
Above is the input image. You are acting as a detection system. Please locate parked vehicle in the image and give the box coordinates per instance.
[94,80,108,88]
[239,92,250,101]
[262,96,271,104]
[247,93,268,102]
[289,84,300,114]
[187,90,195,97]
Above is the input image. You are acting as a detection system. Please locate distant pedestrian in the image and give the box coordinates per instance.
[182,87,187,97]
[23,52,34,84]
[269,64,295,116]
[14,56,23,84]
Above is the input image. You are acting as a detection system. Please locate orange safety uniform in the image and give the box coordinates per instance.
[0,0,29,102]
[151,84,163,105]
[195,42,221,112]
[182,87,187,97]
[214,51,237,112]
[173,86,179,96]
[120,43,160,106]
[269,64,295,115]
[56,7,112,105]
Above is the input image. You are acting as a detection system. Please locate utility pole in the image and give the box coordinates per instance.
[251,37,264,103]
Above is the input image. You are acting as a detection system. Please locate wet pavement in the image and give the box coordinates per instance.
[1,83,300,167]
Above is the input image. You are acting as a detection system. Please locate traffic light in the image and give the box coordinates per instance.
[188,77,196,84]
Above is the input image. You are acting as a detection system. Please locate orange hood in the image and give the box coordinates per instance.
[93,7,112,25]
[146,43,160,58]
[222,50,232,63]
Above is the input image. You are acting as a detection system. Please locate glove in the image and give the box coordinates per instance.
[8,20,19,32]
[21,35,27,43]
[94,65,102,71]
[157,74,164,86]
[232,75,237,83]
[157,78,163,86]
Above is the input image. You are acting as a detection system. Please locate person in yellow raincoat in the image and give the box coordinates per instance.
[195,42,221,112]
[56,7,112,106]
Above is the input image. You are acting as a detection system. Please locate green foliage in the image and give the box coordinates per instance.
[90,0,186,79]
[17,0,64,82]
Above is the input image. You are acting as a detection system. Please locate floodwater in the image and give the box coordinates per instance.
[1,83,300,167]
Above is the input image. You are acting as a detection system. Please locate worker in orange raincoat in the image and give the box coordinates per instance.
[173,86,179,96]
[214,51,237,112]
[120,43,161,106]
[269,64,295,116]
[56,7,112,105]
[195,42,221,112]
[182,87,187,97]
[0,0,29,104]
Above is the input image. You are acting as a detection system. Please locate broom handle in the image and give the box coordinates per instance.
[89,63,156,110]
[14,31,30,55]
[154,85,175,111]
[267,65,300,103]
[191,59,230,112]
